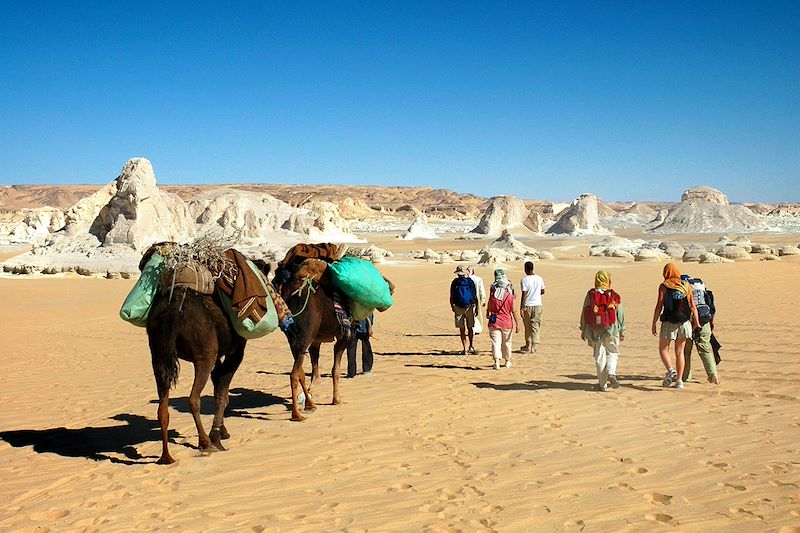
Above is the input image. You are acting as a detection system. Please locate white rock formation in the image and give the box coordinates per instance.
[0,208,65,244]
[647,186,767,233]
[717,244,752,261]
[281,200,361,242]
[488,229,538,256]
[523,210,543,233]
[471,196,528,236]
[397,213,439,240]
[700,252,735,264]
[546,194,607,235]
[189,188,296,240]
[89,158,195,250]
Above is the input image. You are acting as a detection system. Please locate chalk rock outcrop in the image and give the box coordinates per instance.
[398,213,439,240]
[546,193,606,235]
[0,208,65,244]
[489,229,538,256]
[282,201,359,241]
[190,188,295,240]
[523,210,543,233]
[89,158,195,250]
[647,186,767,233]
[471,196,528,236]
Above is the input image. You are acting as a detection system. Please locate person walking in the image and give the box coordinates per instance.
[468,266,487,335]
[681,274,720,384]
[651,263,700,390]
[519,260,545,354]
[347,314,374,378]
[486,269,521,369]
[580,271,625,391]
[450,265,478,354]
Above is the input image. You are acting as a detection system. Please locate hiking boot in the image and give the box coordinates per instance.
[362,371,373,376]
[518,345,530,354]
[662,369,677,388]
[608,375,620,389]
[675,380,685,390]
[467,347,477,355]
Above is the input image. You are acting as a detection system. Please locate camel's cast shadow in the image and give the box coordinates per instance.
[0,388,284,465]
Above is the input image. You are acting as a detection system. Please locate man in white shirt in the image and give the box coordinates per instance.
[519,260,545,353]
[467,266,487,335]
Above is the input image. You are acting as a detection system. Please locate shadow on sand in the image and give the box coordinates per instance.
[0,388,284,465]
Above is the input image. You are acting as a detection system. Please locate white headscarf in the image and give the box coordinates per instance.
[492,269,512,300]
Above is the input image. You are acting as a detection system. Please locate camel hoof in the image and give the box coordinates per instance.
[291,413,306,422]
[219,426,230,440]
[157,455,175,465]
[332,398,341,405]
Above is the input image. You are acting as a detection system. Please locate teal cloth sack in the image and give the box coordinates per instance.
[350,299,375,321]
[329,256,393,311]
[120,253,166,327]
[219,259,279,340]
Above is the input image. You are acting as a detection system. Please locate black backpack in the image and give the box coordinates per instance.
[661,285,690,323]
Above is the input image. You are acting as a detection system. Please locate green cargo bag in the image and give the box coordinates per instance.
[329,256,393,310]
[119,253,166,327]
[219,259,279,339]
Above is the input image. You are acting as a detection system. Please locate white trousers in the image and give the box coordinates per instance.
[592,337,619,388]
[489,328,513,361]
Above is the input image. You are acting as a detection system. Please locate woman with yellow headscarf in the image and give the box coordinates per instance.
[651,262,700,390]
[580,270,625,391]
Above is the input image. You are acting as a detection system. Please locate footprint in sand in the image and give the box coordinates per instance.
[544,423,562,429]
[608,482,635,491]
[645,513,673,524]
[32,509,70,521]
[563,519,585,530]
[387,483,415,493]
[419,503,445,513]
[769,480,800,488]
[729,507,764,520]
[718,482,747,492]
[628,467,648,474]
[644,493,673,505]
[779,528,800,533]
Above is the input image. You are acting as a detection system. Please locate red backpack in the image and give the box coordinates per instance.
[583,289,620,328]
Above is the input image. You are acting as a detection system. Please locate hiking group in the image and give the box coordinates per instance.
[451,261,720,391]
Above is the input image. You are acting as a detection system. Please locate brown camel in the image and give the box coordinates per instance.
[278,258,352,421]
[146,286,247,464]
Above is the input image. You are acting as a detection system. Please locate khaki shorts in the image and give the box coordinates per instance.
[660,320,691,341]
[453,306,475,329]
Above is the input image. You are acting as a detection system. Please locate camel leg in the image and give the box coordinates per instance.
[156,383,175,465]
[290,350,309,421]
[331,338,348,405]
[309,343,322,394]
[188,357,214,451]
[209,342,245,449]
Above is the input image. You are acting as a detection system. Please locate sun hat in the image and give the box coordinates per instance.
[454,265,466,276]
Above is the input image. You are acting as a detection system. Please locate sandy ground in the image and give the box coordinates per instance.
[1,252,799,532]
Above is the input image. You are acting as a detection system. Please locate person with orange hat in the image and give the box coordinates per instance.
[651,263,700,389]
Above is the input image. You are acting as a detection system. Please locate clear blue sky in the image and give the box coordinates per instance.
[1,1,798,202]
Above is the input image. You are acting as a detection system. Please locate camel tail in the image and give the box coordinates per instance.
[148,307,181,391]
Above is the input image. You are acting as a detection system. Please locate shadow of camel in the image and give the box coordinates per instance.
[0,413,175,465]
[159,387,288,415]
[0,388,287,465]
[376,350,469,356]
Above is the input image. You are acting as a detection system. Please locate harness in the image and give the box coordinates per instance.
[288,276,317,317]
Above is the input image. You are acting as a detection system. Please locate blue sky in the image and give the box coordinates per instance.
[1,1,798,202]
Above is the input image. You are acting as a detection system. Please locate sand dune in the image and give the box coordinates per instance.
[1,256,799,532]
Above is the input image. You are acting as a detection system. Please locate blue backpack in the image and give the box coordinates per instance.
[451,277,477,308]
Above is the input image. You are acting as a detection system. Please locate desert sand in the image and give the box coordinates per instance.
[1,239,799,533]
